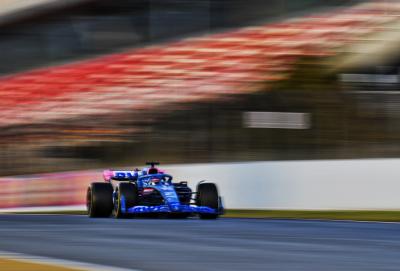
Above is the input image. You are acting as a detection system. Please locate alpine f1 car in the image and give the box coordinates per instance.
[87,162,223,219]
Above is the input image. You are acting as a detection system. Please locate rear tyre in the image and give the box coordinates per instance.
[87,183,113,218]
[196,182,219,219]
[114,182,138,219]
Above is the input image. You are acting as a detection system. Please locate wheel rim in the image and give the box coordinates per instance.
[113,190,119,216]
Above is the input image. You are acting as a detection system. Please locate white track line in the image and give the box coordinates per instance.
[0,205,86,213]
[0,250,142,271]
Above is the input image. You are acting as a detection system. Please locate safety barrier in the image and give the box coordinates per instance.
[1,159,400,211]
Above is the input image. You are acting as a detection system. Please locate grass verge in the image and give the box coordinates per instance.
[223,210,400,222]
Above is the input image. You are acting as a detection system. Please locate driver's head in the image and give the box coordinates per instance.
[151,178,160,184]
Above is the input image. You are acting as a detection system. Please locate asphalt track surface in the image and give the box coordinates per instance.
[0,215,400,271]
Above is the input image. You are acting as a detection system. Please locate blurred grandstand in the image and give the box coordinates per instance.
[0,0,400,175]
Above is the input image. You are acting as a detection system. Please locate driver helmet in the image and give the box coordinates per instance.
[150,178,161,185]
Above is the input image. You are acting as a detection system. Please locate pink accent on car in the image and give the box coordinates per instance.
[103,170,114,182]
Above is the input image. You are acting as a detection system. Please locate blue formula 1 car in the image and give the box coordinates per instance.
[87,162,223,219]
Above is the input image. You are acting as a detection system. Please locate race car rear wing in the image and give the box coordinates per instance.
[146,162,160,167]
[103,170,138,182]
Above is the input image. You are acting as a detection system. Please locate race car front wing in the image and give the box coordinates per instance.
[120,196,223,214]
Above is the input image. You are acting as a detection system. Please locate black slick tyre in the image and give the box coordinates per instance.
[114,182,138,219]
[196,182,219,219]
[87,182,113,218]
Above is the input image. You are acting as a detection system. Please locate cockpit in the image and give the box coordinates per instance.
[138,174,173,187]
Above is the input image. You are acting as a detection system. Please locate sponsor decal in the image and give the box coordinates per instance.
[114,171,137,180]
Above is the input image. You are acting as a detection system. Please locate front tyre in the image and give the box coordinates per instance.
[87,183,113,218]
[196,182,219,219]
[114,182,138,219]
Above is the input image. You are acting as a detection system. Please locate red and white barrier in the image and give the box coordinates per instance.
[0,171,98,210]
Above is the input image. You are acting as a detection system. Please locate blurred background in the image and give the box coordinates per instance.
[0,0,398,177]
[2,3,400,269]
